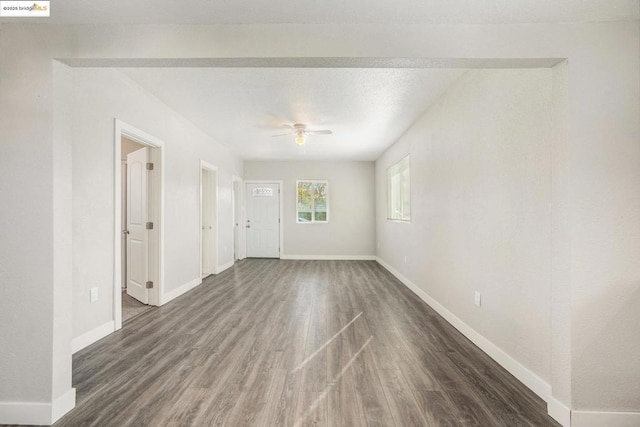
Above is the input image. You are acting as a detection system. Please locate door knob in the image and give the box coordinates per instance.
[123,230,129,235]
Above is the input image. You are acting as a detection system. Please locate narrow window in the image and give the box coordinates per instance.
[387,155,411,222]
[297,180,329,223]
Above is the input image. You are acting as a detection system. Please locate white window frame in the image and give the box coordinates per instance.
[296,180,330,224]
[387,155,411,222]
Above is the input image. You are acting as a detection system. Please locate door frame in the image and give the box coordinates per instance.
[244,180,284,259]
[232,175,245,261]
[114,119,164,330]
[200,161,219,278]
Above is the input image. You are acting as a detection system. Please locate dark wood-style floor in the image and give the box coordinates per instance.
[55,260,559,426]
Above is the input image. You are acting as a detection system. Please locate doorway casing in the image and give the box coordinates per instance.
[114,119,164,331]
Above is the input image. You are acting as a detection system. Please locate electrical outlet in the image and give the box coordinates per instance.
[90,287,99,303]
[474,291,481,307]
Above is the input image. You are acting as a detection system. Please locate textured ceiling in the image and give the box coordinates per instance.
[120,67,465,160]
[50,0,638,24]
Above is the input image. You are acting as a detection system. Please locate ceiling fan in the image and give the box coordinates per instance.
[271,123,333,145]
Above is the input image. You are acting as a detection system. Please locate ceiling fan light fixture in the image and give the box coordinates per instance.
[271,123,331,145]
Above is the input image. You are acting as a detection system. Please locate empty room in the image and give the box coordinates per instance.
[0,1,638,427]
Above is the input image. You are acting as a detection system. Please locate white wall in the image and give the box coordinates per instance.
[71,68,243,339]
[0,25,75,423]
[377,68,553,382]
[244,161,375,258]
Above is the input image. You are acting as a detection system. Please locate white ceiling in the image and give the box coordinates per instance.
[52,0,637,24]
[120,67,465,160]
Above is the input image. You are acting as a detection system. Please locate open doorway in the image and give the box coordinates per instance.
[115,119,164,330]
[200,161,218,278]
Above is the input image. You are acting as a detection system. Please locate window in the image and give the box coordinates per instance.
[297,180,329,223]
[387,155,411,221]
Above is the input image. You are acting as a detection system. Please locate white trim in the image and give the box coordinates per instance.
[0,388,76,425]
[161,277,202,305]
[571,411,640,427]
[0,401,51,426]
[51,388,76,424]
[72,320,115,354]
[217,260,235,273]
[114,119,165,331]
[282,254,376,260]
[200,161,219,278]
[244,180,284,258]
[548,397,572,427]
[375,256,552,402]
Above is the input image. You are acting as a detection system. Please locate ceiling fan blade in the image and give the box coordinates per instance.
[271,132,295,137]
[305,130,333,135]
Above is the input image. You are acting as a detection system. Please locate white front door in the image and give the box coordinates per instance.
[245,183,280,258]
[126,147,150,304]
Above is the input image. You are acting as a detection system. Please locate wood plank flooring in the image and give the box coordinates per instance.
[54,260,560,426]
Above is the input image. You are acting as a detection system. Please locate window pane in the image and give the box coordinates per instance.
[401,163,410,220]
[313,183,328,222]
[299,212,312,222]
[297,182,313,222]
[387,156,410,221]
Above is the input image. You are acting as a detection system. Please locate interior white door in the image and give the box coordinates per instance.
[126,147,150,304]
[245,183,280,258]
[201,169,216,277]
[121,160,127,291]
[233,180,241,260]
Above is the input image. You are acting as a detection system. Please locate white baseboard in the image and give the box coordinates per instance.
[548,397,571,427]
[0,387,75,425]
[51,388,76,424]
[161,277,201,305]
[216,260,235,273]
[572,410,640,427]
[72,320,115,354]
[0,401,52,425]
[281,254,376,260]
[375,257,552,402]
